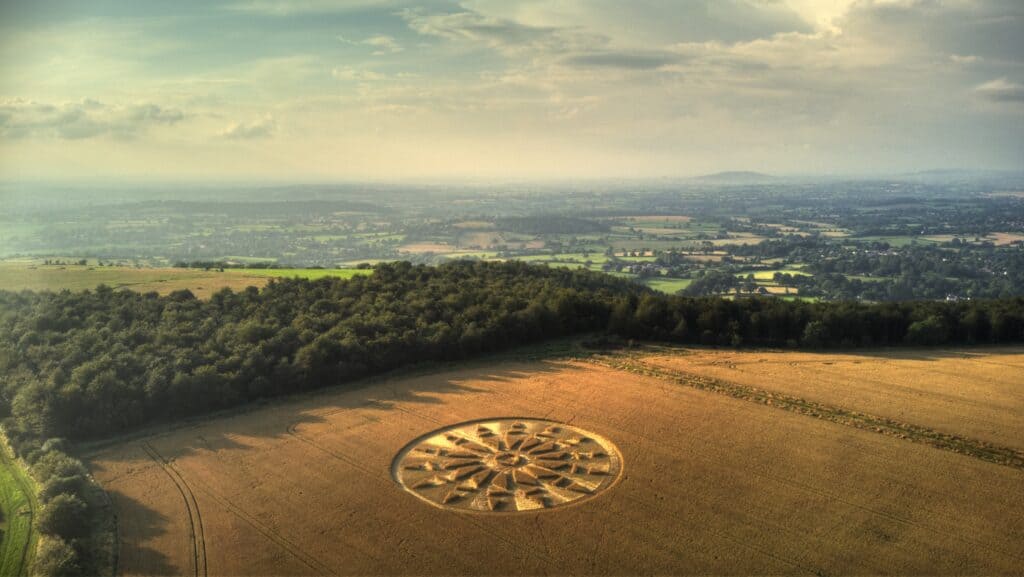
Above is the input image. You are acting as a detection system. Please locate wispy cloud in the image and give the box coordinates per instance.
[975,78,1024,103]
[338,33,403,55]
[220,116,276,139]
[401,8,602,56]
[0,99,184,139]
[224,0,390,16]
[564,50,679,71]
[363,35,402,55]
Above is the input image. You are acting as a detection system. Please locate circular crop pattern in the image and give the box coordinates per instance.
[392,418,622,513]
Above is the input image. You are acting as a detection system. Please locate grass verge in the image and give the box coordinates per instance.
[0,439,38,577]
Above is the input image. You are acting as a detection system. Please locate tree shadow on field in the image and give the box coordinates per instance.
[103,490,179,577]
[81,352,577,574]
[87,354,573,464]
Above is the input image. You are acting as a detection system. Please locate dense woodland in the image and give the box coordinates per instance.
[3,261,1023,443]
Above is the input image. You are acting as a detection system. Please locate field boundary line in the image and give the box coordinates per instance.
[589,355,1024,472]
[141,443,208,577]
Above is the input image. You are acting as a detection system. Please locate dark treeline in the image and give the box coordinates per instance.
[2,261,1024,446]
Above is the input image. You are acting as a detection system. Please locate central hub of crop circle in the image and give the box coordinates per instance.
[492,451,527,469]
[392,418,623,513]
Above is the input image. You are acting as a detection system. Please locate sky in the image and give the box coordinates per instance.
[0,0,1022,181]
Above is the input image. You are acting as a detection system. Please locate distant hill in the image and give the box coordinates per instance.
[693,171,775,183]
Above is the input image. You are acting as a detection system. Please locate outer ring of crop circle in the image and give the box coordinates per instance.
[390,416,625,515]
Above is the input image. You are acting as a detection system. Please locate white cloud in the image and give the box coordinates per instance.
[975,78,1024,103]
[0,98,184,139]
[401,8,603,56]
[362,35,402,55]
[949,54,980,65]
[220,116,276,139]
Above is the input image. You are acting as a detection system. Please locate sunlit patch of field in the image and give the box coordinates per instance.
[642,277,693,294]
[87,347,1024,576]
[709,233,767,245]
[0,263,371,299]
[397,242,458,253]
[988,232,1024,245]
[642,347,1024,450]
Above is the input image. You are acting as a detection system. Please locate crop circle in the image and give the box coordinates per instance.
[392,418,622,513]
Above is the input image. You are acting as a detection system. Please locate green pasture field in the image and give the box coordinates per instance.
[239,268,372,280]
[853,235,940,247]
[610,239,700,250]
[0,443,37,577]
[643,277,693,294]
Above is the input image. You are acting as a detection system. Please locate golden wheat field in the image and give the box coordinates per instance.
[86,347,1024,576]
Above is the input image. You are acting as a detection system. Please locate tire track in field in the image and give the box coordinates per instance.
[591,356,1024,471]
[175,472,338,576]
[141,443,208,577]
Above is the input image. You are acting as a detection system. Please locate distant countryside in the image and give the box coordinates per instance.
[2,177,1023,301]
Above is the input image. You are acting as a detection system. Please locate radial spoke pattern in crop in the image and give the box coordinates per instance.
[393,419,622,512]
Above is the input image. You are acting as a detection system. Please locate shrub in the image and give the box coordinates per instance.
[36,493,90,540]
[30,451,87,482]
[905,315,949,346]
[39,475,88,504]
[33,537,81,577]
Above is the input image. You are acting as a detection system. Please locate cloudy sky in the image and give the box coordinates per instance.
[1,0,1021,181]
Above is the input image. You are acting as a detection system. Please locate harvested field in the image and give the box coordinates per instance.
[87,347,1024,576]
[396,243,457,254]
[988,232,1024,246]
[642,347,1024,451]
[0,264,370,299]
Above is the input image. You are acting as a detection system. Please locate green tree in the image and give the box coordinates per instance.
[36,493,89,539]
[33,537,81,577]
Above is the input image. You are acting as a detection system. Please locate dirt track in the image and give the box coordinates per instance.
[88,348,1024,575]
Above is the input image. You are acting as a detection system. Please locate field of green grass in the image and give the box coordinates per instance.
[643,277,693,294]
[0,443,36,577]
[853,235,940,247]
[237,268,371,280]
